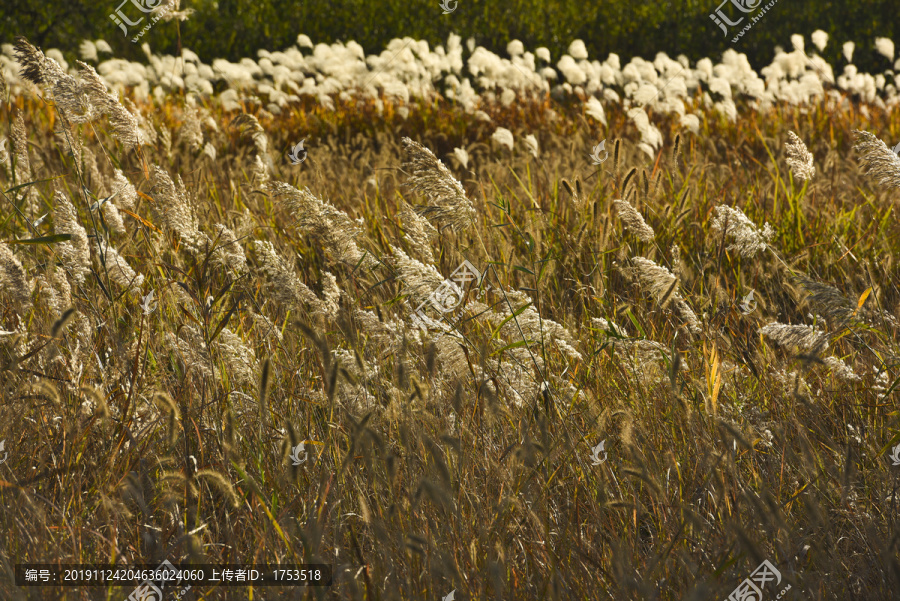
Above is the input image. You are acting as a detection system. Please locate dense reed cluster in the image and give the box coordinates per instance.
[1,32,900,600]
[2,30,900,161]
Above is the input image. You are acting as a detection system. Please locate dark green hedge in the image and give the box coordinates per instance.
[2,0,897,74]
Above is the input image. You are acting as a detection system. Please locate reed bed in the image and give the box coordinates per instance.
[1,35,900,600]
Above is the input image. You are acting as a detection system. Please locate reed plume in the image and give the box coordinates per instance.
[35,265,71,319]
[524,134,539,158]
[254,240,331,317]
[52,189,91,285]
[180,105,204,152]
[823,356,861,381]
[354,308,405,357]
[794,275,855,326]
[211,224,249,276]
[431,332,472,381]
[491,127,514,151]
[630,257,701,334]
[613,199,655,242]
[110,169,138,211]
[13,37,63,87]
[231,113,268,155]
[401,137,477,232]
[709,205,775,258]
[390,245,445,306]
[0,241,32,309]
[96,240,144,292]
[77,62,143,149]
[488,288,583,362]
[399,200,437,264]
[251,154,270,187]
[758,322,828,353]
[853,130,900,190]
[0,137,8,174]
[150,165,210,254]
[10,109,41,215]
[214,327,259,389]
[15,37,92,124]
[453,147,469,169]
[785,131,815,180]
[267,181,375,268]
[164,324,214,381]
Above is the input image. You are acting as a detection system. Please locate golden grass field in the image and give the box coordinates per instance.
[2,35,900,600]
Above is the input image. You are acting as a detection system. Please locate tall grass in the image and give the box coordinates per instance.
[1,38,900,601]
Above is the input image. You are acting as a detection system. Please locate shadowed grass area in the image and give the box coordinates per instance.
[1,70,900,601]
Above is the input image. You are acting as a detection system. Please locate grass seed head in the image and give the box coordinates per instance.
[0,241,32,309]
[853,129,900,190]
[613,199,655,242]
[401,137,477,232]
[709,205,775,258]
[758,322,829,353]
[785,131,815,180]
[77,61,143,148]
